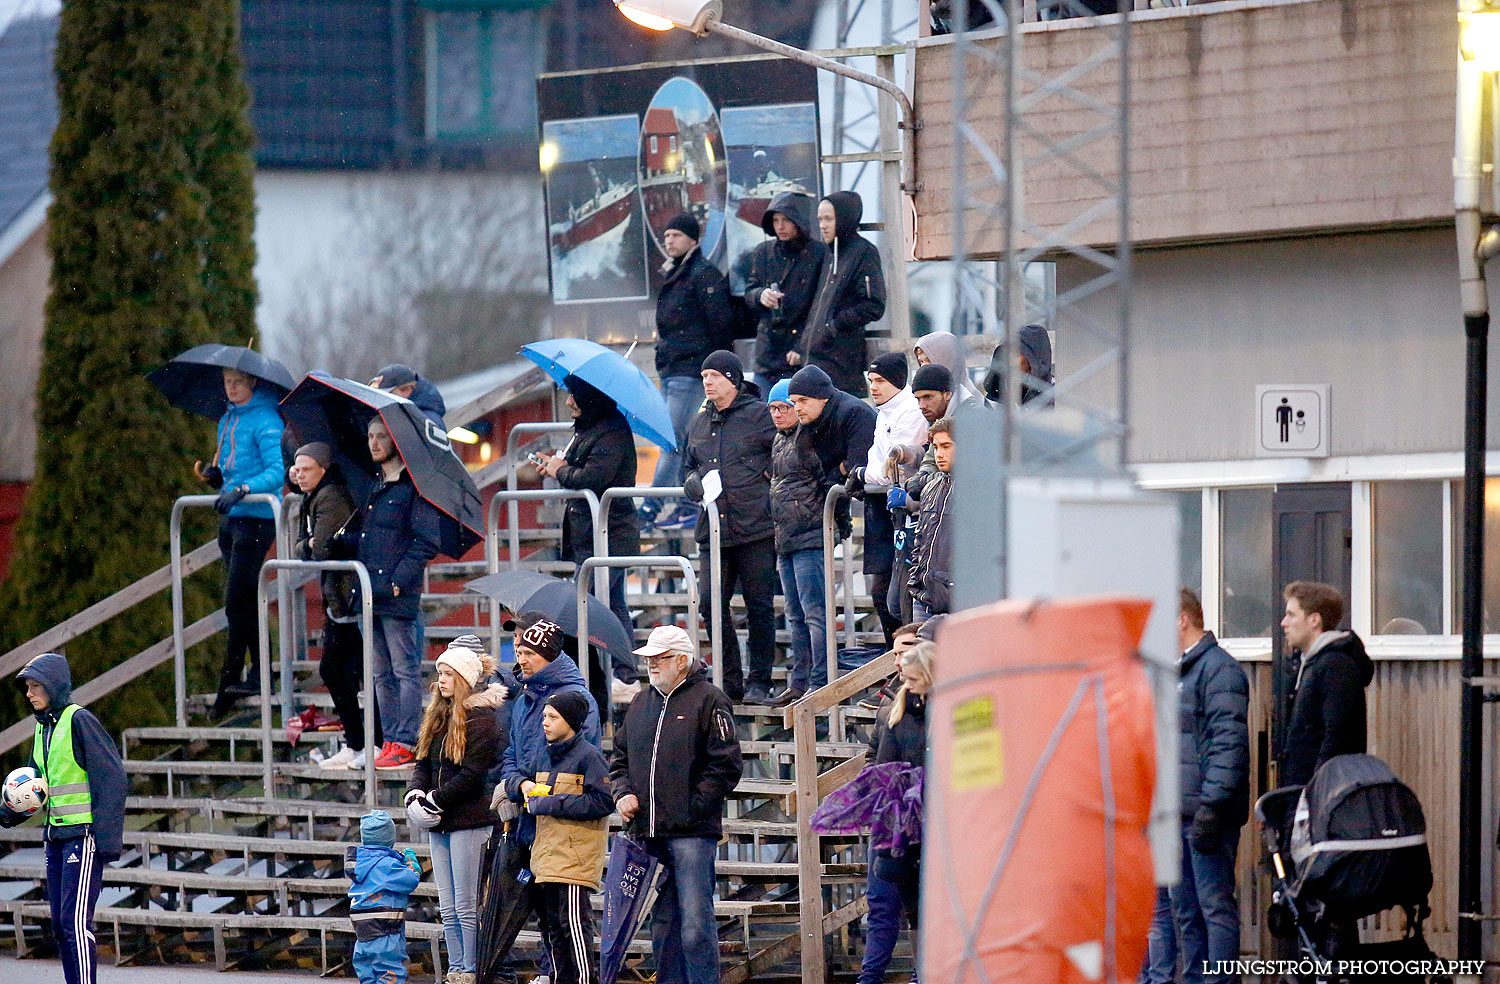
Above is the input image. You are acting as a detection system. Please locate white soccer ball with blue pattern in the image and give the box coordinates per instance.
[3,767,47,816]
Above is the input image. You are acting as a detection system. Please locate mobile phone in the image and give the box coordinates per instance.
[528,452,549,468]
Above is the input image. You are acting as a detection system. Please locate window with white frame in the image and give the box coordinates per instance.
[1372,480,1445,636]
[1170,490,1202,596]
[1220,487,1274,638]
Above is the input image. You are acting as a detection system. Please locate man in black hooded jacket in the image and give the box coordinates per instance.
[682,351,777,703]
[1278,580,1373,787]
[798,191,886,396]
[740,191,826,393]
[541,376,643,707]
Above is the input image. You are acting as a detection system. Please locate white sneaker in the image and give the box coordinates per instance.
[612,679,641,704]
[349,748,367,770]
[319,745,358,770]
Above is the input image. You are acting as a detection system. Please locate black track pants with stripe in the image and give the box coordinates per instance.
[47,830,102,984]
[535,882,596,984]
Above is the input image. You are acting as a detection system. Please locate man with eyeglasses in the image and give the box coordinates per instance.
[610,625,743,984]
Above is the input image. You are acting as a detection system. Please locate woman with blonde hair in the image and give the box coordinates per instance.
[404,637,507,984]
[858,639,934,984]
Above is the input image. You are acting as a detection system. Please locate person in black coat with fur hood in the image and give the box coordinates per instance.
[797,191,886,396]
[540,375,642,693]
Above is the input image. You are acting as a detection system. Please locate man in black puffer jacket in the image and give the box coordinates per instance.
[540,375,643,707]
[611,626,743,984]
[1148,589,1248,984]
[740,191,826,393]
[798,191,886,396]
[682,351,777,703]
[649,213,735,525]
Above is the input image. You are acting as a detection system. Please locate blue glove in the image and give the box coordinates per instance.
[886,487,910,511]
[214,484,249,514]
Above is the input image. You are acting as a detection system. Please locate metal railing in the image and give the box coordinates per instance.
[484,487,602,654]
[598,487,722,689]
[822,483,861,699]
[256,559,377,807]
[503,421,577,569]
[171,494,293,727]
[576,556,700,690]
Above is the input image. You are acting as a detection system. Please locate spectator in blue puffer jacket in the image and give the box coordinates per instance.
[202,369,286,718]
[357,414,443,771]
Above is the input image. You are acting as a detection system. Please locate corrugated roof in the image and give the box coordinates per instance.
[0,10,57,247]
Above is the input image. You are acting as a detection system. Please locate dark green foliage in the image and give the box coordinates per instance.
[0,0,260,735]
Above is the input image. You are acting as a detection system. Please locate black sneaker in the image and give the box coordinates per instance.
[769,687,805,707]
[742,684,774,705]
[858,674,900,711]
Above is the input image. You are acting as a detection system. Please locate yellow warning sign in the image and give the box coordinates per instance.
[952,697,1003,792]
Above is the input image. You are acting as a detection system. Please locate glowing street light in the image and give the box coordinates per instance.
[1460,8,1500,70]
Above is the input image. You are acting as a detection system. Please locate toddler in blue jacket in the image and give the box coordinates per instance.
[347,810,422,984]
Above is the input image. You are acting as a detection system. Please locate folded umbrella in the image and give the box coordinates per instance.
[279,371,482,558]
[465,572,636,669]
[476,824,532,984]
[600,835,663,984]
[521,339,676,452]
[148,343,296,420]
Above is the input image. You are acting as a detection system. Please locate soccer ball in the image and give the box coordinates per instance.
[3,767,48,816]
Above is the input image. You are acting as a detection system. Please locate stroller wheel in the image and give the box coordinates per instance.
[1267,898,1298,940]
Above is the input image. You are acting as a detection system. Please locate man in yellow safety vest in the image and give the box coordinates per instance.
[3,653,125,984]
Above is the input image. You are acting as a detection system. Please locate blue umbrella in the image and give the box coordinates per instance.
[599,835,663,984]
[521,339,677,452]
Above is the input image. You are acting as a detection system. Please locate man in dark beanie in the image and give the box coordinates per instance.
[772,365,876,702]
[648,211,735,530]
[910,363,954,426]
[682,350,777,702]
[740,191,827,394]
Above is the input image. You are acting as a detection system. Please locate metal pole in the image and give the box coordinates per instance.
[578,557,701,695]
[1455,45,1489,973]
[273,501,294,726]
[822,484,847,698]
[706,501,724,692]
[257,566,275,802]
[878,51,913,352]
[505,422,576,573]
[488,486,600,653]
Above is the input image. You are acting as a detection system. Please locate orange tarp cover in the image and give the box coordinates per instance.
[922,596,1158,983]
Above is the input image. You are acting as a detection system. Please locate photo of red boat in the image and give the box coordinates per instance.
[542,114,649,303]
[637,78,727,262]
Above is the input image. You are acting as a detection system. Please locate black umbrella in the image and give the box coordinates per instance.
[466,572,635,668]
[148,343,296,419]
[476,824,532,984]
[279,371,482,558]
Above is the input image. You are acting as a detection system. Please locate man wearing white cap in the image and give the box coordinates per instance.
[609,626,742,984]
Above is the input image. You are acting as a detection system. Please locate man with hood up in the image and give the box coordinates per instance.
[371,363,448,431]
[682,351,778,703]
[3,653,127,984]
[740,191,826,394]
[980,324,1056,406]
[1278,581,1373,787]
[913,330,983,411]
[539,377,643,709]
[798,191,887,396]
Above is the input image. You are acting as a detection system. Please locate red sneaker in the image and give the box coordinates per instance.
[374,743,415,770]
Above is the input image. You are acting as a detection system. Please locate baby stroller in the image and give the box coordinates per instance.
[1254,753,1437,983]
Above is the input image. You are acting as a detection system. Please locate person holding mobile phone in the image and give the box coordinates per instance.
[740,192,826,398]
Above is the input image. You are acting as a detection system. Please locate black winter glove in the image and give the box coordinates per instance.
[201,465,224,490]
[327,527,358,560]
[1189,803,1222,854]
[214,484,249,515]
[683,473,704,503]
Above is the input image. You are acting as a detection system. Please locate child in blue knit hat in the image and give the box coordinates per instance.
[346,810,422,984]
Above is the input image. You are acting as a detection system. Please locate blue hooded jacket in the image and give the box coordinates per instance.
[7,654,127,860]
[499,654,600,844]
[214,386,286,520]
[346,844,421,912]
[407,376,447,430]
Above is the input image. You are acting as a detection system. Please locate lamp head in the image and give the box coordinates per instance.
[1462,7,1500,72]
[615,0,722,35]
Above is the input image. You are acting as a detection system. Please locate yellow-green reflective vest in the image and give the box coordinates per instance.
[32,705,91,826]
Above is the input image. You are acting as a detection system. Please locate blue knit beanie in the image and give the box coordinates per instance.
[361,810,397,848]
[767,378,791,406]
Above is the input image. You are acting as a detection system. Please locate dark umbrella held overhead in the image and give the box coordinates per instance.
[279,371,482,558]
[475,823,531,984]
[600,835,663,984]
[147,343,296,419]
[465,571,635,667]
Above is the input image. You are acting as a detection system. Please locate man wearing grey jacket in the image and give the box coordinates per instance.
[1143,589,1249,984]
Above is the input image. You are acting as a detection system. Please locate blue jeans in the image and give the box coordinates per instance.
[429,826,491,973]
[778,548,827,693]
[371,615,423,747]
[858,861,920,984]
[1140,886,1177,983]
[650,376,705,498]
[1170,826,1241,984]
[644,836,720,984]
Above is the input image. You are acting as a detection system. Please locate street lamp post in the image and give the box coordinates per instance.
[1455,4,1500,976]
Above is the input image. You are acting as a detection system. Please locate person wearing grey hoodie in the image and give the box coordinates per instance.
[798,191,886,396]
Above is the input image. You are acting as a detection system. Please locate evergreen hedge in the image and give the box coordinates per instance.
[0,1,260,734]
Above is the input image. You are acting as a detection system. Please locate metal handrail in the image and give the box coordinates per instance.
[576,556,699,692]
[598,486,723,690]
[484,488,602,654]
[821,484,859,700]
[257,560,376,807]
[503,421,577,571]
[172,494,292,727]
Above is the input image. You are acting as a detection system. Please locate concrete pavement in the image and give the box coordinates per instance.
[0,955,430,983]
